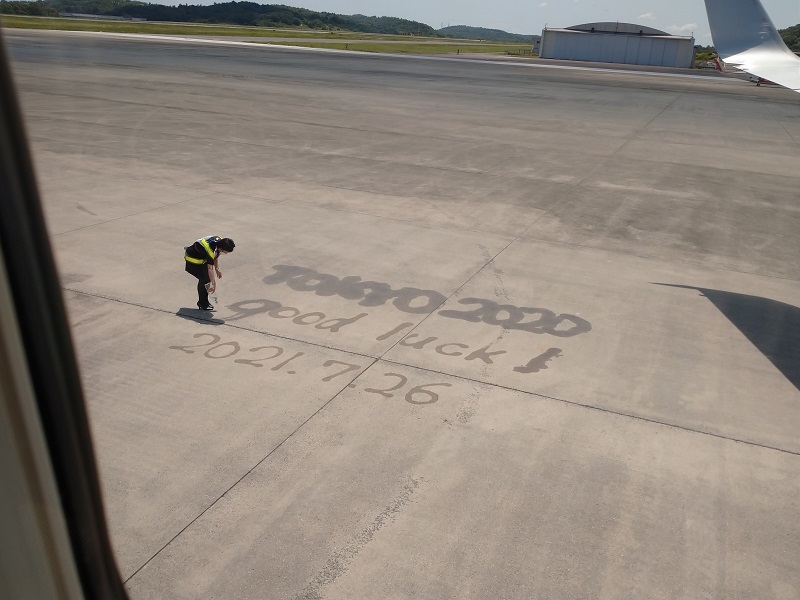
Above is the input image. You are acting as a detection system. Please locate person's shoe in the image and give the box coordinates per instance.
[197,303,215,311]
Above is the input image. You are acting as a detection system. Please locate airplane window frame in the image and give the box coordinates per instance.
[0,27,129,600]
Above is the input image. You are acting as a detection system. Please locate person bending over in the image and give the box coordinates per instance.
[184,235,235,310]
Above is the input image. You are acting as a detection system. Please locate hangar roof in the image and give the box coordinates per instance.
[543,22,694,41]
[565,22,670,36]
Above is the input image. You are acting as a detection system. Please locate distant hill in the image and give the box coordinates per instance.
[1,0,437,35]
[3,1,794,50]
[437,25,538,43]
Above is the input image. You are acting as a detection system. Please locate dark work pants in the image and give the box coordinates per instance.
[185,261,210,306]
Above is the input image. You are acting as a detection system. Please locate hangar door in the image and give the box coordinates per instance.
[540,29,694,68]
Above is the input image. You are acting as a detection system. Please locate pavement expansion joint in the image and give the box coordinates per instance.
[64,287,376,360]
[66,287,800,459]
[52,194,217,237]
[378,236,519,359]
[121,347,380,585]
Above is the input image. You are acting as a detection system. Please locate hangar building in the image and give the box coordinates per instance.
[539,23,695,68]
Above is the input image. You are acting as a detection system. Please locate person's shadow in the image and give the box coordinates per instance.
[655,284,800,392]
[176,308,225,325]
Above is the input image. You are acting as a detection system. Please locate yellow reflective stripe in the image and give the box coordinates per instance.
[198,237,216,261]
[185,255,205,264]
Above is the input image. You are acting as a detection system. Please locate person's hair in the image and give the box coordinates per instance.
[218,238,235,252]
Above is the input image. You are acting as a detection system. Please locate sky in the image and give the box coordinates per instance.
[161,0,799,45]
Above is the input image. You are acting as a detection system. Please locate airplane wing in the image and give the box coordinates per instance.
[704,0,800,93]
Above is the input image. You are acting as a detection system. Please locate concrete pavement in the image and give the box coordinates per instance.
[5,28,800,599]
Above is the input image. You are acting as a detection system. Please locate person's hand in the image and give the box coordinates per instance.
[216,268,222,279]
[207,283,216,294]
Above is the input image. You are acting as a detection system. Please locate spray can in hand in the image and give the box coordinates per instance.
[205,282,219,305]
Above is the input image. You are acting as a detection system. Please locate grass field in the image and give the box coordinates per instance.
[259,41,531,54]
[0,15,534,54]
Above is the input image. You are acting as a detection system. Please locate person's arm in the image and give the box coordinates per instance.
[207,264,216,293]
[214,256,222,279]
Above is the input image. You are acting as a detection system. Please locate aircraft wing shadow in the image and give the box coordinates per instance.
[655,283,800,392]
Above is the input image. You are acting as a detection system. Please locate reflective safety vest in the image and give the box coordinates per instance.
[185,236,218,264]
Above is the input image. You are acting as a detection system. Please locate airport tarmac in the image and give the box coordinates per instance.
[5,28,800,599]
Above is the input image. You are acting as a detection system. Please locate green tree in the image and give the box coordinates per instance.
[779,24,800,53]
[1,0,59,16]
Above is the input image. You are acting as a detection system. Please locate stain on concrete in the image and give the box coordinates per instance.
[457,388,480,425]
[75,203,97,216]
[294,478,422,600]
[61,273,92,285]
